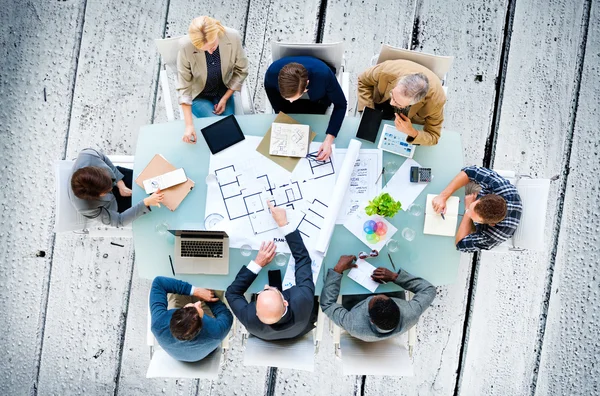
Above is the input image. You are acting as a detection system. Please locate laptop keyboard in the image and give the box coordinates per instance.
[181,240,224,258]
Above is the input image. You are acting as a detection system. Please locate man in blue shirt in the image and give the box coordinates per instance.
[264,56,347,161]
[150,276,233,362]
[432,166,523,252]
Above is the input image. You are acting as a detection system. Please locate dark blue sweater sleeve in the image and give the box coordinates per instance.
[324,71,347,137]
[150,276,193,326]
[264,67,284,113]
[205,300,233,339]
[287,230,315,319]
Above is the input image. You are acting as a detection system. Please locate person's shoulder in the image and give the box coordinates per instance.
[223,27,242,41]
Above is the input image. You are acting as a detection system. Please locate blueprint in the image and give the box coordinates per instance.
[205,136,337,254]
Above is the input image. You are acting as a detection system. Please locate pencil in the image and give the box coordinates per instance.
[441,213,445,220]
[169,255,175,276]
[387,253,397,271]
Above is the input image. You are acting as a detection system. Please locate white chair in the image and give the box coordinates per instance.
[264,41,351,114]
[240,305,325,372]
[332,291,416,376]
[154,35,254,120]
[146,294,232,379]
[490,170,552,252]
[53,155,134,237]
[371,44,454,95]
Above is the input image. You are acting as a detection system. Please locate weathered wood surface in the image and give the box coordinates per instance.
[459,0,590,395]
[0,1,85,395]
[1,0,599,395]
[535,1,599,394]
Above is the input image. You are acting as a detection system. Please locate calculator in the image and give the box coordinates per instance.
[410,166,432,183]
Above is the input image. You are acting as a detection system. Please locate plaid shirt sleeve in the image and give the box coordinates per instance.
[462,166,505,193]
[456,233,492,252]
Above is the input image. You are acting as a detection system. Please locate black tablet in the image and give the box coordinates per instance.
[200,115,245,154]
[356,107,383,143]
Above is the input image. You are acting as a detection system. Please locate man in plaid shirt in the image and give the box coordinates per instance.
[432,166,523,252]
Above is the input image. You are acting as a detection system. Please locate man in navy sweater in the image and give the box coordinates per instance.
[226,201,316,340]
[264,56,347,161]
[150,276,233,362]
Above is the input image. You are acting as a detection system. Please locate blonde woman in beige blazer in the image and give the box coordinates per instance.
[177,16,249,144]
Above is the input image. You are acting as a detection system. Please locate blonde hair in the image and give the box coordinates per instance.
[189,16,225,49]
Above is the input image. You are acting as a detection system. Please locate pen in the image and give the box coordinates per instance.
[375,167,385,184]
[387,253,397,271]
[169,255,175,276]
[441,212,445,220]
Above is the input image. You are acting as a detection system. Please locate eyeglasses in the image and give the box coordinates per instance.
[257,286,288,318]
[358,249,379,260]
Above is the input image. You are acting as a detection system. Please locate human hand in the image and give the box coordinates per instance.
[464,193,477,208]
[267,200,287,227]
[193,287,220,302]
[143,189,164,207]
[118,184,132,197]
[183,124,197,144]
[255,241,276,267]
[371,267,398,284]
[213,98,227,115]
[394,113,416,137]
[432,195,447,215]
[334,255,357,274]
[316,135,334,161]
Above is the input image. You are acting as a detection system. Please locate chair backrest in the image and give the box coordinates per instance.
[54,160,87,233]
[146,348,221,379]
[271,42,344,75]
[243,332,315,372]
[155,35,188,73]
[339,332,413,376]
[492,170,550,251]
[376,44,454,81]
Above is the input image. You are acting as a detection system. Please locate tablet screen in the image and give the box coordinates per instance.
[200,115,245,154]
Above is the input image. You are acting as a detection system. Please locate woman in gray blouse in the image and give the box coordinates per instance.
[177,16,249,144]
[69,149,163,228]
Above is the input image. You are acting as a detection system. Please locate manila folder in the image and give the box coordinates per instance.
[135,154,194,211]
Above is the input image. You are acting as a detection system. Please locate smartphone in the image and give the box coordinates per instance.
[268,269,283,291]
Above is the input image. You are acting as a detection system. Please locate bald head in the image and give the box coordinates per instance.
[256,289,287,325]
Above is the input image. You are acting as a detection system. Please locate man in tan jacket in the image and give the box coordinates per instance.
[357,60,446,146]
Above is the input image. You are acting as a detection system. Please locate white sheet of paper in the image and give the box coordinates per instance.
[335,148,383,224]
[347,259,380,293]
[381,158,428,209]
[423,194,460,236]
[343,208,398,251]
[269,123,310,157]
[282,250,324,291]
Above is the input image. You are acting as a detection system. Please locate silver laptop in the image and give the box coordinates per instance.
[169,230,229,275]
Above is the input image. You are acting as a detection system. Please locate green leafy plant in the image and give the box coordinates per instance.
[365,193,402,218]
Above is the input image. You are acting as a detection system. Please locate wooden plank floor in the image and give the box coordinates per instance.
[0,0,597,395]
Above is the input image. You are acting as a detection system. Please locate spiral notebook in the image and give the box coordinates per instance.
[423,194,460,236]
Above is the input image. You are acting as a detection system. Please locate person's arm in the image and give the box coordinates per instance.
[431,170,470,215]
[205,300,233,339]
[287,230,314,295]
[406,95,445,146]
[264,70,283,113]
[393,269,436,314]
[150,276,194,326]
[324,70,347,138]
[226,31,248,91]
[176,48,197,143]
[90,192,162,228]
[357,65,380,111]
[319,256,357,330]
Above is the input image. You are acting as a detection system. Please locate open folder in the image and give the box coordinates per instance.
[135,154,194,211]
[423,194,460,236]
[256,112,317,172]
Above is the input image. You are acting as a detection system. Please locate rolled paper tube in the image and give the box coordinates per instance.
[316,139,362,253]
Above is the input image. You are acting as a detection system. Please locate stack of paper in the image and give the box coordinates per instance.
[423,194,460,236]
[347,259,380,293]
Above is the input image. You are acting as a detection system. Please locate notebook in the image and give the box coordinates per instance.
[269,123,310,157]
[377,124,416,158]
[256,112,317,172]
[347,259,380,293]
[200,115,245,154]
[135,154,194,211]
[142,168,188,194]
[423,194,460,236]
[355,107,383,143]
